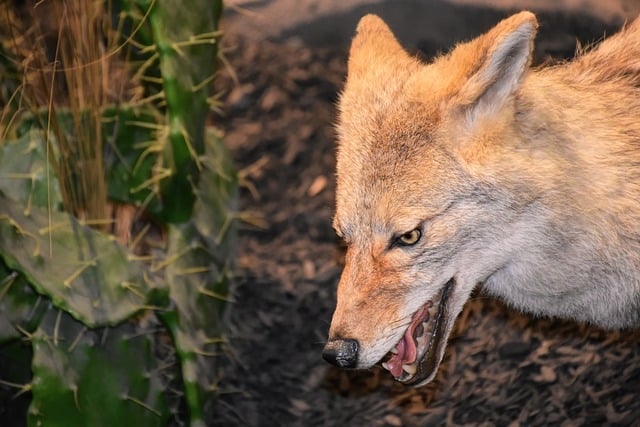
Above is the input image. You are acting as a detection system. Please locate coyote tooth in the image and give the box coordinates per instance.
[402,363,417,375]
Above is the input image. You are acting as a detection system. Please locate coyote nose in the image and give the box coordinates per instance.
[322,338,359,368]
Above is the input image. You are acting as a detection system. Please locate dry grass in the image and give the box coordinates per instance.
[0,0,142,229]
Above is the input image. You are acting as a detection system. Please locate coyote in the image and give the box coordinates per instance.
[322,11,640,386]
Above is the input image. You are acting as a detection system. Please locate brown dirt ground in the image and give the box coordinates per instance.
[211,7,640,427]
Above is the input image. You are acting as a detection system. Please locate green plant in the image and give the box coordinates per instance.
[0,0,236,425]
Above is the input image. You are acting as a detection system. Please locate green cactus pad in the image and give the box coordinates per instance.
[28,309,169,426]
[0,130,63,211]
[0,191,151,327]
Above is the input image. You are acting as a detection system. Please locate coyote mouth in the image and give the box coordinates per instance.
[380,278,455,385]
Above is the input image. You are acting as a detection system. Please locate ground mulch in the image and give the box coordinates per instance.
[211,11,640,427]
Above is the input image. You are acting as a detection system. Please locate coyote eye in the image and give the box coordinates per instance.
[398,229,422,246]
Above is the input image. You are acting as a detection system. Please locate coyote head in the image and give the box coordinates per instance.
[323,12,539,385]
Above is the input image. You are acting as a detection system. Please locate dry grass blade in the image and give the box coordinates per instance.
[45,0,110,225]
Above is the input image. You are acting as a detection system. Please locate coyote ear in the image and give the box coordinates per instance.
[347,14,418,84]
[453,11,538,119]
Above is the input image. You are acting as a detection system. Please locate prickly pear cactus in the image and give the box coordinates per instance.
[0,0,237,424]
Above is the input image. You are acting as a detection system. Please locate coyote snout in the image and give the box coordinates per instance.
[323,11,640,387]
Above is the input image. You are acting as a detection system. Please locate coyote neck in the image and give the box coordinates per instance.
[483,74,640,329]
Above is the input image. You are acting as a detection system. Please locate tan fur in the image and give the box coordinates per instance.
[326,12,640,386]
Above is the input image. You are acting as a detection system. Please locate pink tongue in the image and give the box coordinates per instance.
[385,328,417,377]
[384,305,428,377]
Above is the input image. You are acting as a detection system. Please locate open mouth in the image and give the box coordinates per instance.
[380,278,455,385]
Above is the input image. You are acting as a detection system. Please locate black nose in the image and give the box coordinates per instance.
[322,338,359,368]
